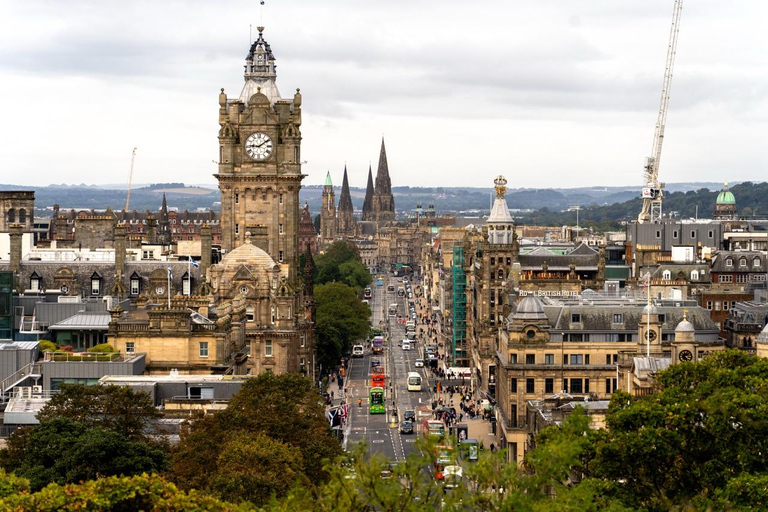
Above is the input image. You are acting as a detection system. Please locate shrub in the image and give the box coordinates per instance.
[59,345,73,353]
[87,343,115,353]
[38,340,56,353]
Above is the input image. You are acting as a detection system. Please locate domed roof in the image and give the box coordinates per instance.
[642,303,658,315]
[716,181,736,205]
[514,296,547,320]
[218,236,277,270]
[757,323,768,343]
[675,318,695,333]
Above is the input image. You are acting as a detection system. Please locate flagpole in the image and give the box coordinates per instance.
[187,256,191,296]
[167,266,171,309]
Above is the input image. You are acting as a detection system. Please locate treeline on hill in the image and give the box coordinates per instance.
[1,351,768,510]
[519,181,768,231]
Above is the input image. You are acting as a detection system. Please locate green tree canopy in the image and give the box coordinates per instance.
[315,282,371,369]
[0,472,256,511]
[587,350,768,510]
[315,241,371,290]
[35,383,161,442]
[170,373,341,506]
[0,418,168,491]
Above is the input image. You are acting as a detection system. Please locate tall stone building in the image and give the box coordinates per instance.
[337,166,356,237]
[215,26,304,285]
[372,138,395,228]
[362,165,375,222]
[320,171,336,246]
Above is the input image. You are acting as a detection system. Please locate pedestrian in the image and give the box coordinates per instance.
[490,443,495,453]
[331,390,334,400]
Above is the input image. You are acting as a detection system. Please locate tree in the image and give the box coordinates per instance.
[315,241,371,290]
[315,282,371,369]
[0,473,256,511]
[587,350,768,510]
[35,383,161,442]
[170,373,341,505]
[0,418,168,491]
[210,432,309,505]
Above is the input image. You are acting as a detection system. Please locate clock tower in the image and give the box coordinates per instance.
[638,302,662,355]
[215,27,304,283]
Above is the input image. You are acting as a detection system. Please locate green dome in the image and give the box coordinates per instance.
[716,181,735,205]
[717,190,735,205]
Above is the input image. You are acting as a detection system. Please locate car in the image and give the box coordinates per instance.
[414,359,424,368]
[411,312,417,319]
[399,420,414,434]
[404,410,416,422]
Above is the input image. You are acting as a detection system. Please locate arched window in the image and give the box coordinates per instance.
[18,209,26,223]
[690,270,699,281]
[725,258,733,267]
[246,306,255,322]
[754,257,761,268]
[7,208,15,223]
[739,258,747,267]
[662,270,671,281]
[497,269,504,280]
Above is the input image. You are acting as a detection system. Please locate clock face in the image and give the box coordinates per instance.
[240,285,249,295]
[644,330,658,342]
[245,132,273,161]
[679,349,694,362]
[155,286,165,296]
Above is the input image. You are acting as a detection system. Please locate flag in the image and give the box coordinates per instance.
[189,259,199,269]
[168,266,173,280]
[341,403,348,419]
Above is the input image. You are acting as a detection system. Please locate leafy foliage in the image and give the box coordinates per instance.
[35,384,161,442]
[315,282,371,369]
[0,473,256,511]
[0,419,168,491]
[170,373,341,506]
[587,350,768,511]
[37,340,56,353]
[314,241,371,291]
[87,343,115,353]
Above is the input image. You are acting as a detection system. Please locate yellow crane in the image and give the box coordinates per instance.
[124,147,137,213]
[638,0,683,224]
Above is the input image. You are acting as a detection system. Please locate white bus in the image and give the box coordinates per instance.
[352,344,365,358]
[407,371,422,392]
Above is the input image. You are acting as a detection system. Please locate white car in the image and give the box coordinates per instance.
[415,359,424,368]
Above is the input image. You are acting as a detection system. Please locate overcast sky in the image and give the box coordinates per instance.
[1,0,767,191]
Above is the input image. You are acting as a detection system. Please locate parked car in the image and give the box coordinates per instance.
[399,420,414,434]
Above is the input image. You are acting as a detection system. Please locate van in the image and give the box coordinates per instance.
[406,331,416,340]
[402,341,411,351]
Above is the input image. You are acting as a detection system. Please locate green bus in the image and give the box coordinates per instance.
[369,387,385,414]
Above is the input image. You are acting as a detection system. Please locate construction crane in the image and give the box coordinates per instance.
[124,147,137,213]
[638,0,683,224]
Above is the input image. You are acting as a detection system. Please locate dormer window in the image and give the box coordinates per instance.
[29,272,41,292]
[726,258,733,267]
[90,272,102,296]
[754,257,761,268]
[740,258,747,267]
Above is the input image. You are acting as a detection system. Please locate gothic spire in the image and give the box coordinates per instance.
[338,166,354,212]
[362,164,375,221]
[374,138,392,196]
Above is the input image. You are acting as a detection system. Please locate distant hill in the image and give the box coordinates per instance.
[5,181,763,229]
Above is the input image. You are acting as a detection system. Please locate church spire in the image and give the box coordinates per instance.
[373,137,395,225]
[362,164,375,222]
[240,26,281,105]
[338,166,353,213]
[337,166,356,237]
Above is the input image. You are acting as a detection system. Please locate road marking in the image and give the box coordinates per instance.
[372,440,385,444]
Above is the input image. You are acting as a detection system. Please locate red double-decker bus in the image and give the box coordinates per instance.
[371,364,386,389]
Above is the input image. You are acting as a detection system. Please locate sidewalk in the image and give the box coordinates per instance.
[413,280,498,451]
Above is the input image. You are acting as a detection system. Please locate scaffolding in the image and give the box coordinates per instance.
[452,247,467,365]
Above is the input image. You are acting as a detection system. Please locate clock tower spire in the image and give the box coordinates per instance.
[215,26,304,283]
